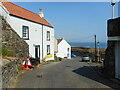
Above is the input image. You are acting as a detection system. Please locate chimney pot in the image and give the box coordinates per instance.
[38,9,44,18]
[62,38,64,40]
[40,9,42,12]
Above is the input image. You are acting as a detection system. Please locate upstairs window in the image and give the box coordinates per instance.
[22,26,29,40]
[68,48,69,52]
[47,45,50,55]
[47,31,50,41]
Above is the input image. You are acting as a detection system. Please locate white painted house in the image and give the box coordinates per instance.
[56,38,71,59]
[0,2,54,61]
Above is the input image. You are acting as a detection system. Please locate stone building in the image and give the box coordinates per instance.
[105,17,120,79]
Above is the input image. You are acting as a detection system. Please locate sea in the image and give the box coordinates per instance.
[69,42,107,49]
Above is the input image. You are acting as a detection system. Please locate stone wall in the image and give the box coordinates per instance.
[0,15,2,90]
[2,59,22,88]
[104,41,115,78]
[108,18,120,37]
[1,16,29,88]
[2,16,29,60]
[104,17,120,78]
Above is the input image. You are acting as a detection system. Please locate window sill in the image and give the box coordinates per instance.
[23,38,29,40]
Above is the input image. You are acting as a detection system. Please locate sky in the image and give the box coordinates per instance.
[13,2,118,43]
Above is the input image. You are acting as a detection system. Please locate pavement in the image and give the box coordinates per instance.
[14,58,120,88]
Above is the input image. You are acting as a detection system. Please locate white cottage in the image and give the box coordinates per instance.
[56,38,71,59]
[0,2,54,61]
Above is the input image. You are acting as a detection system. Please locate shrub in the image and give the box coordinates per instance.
[2,47,13,57]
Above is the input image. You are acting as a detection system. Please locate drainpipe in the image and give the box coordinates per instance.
[42,25,44,60]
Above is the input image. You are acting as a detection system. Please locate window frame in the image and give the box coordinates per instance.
[47,45,50,55]
[22,26,29,40]
[47,31,50,41]
[68,48,69,52]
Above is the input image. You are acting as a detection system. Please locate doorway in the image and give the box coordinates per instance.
[35,45,40,59]
[115,41,120,79]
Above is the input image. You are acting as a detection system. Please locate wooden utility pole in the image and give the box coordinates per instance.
[94,35,97,62]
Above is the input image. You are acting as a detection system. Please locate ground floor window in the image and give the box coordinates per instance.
[47,45,50,55]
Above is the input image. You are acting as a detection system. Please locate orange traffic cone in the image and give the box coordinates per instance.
[24,65,30,70]
[21,65,24,67]
[37,63,40,68]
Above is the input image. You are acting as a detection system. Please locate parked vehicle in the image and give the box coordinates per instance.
[82,55,90,62]
[71,54,77,58]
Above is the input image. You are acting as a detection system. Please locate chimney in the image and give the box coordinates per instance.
[38,9,44,18]
[62,37,64,40]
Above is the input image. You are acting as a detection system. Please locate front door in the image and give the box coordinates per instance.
[115,41,120,79]
[35,45,40,59]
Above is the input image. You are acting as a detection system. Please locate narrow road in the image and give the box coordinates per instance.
[14,58,120,88]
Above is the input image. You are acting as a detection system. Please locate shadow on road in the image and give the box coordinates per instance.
[73,66,120,89]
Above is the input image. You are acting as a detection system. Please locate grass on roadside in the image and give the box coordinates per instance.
[0,47,13,57]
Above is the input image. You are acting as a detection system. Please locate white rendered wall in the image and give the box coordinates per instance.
[0,3,10,23]
[54,37,58,53]
[56,40,71,59]
[7,15,43,60]
[43,26,54,61]
[9,16,55,60]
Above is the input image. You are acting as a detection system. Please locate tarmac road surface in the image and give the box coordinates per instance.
[14,58,120,88]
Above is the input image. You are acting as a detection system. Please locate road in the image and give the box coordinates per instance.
[14,58,120,88]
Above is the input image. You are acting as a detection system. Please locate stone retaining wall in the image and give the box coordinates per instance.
[2,59,22,88]
[1,16,29,88]
[2,16,29,59]
[0,15,2,90]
